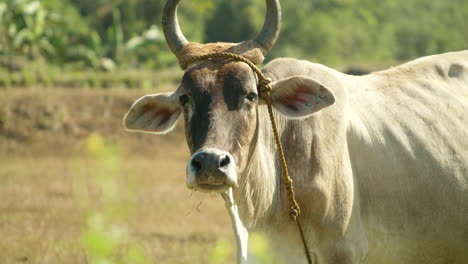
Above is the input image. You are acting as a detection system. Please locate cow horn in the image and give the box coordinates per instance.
[162,0,188,58]
[255,0,281,55]
[162,0,281,58]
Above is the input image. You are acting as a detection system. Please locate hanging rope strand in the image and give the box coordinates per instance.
[260,81,313,264]
[186,52,312,264]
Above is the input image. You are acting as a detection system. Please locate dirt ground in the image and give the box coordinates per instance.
[0,87,239,263]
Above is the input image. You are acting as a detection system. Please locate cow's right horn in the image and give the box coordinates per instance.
[255,0,281,55]
[162,0,188,58]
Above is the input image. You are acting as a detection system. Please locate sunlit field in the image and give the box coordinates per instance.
[0,88,275,263]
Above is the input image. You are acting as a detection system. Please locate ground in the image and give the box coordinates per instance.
[0,87,252,263]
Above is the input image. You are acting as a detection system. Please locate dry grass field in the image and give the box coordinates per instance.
[0,87,277,263]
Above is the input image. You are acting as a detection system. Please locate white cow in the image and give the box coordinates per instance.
[124,0,468,263]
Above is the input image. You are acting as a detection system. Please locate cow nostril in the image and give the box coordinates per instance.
[219,155,230,168]
[192,159,202,171]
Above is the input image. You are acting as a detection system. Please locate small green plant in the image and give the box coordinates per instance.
[72,132,149,264]
[248,233,278,264]
[208,238,233,264]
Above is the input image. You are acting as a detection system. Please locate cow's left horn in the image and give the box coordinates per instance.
[162,0,188,58]
[254,0,281,55]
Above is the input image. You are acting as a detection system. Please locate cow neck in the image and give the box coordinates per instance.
[184,52,313,264]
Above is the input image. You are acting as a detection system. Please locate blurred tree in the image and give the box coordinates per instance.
[1,0,467,71]
[271,0,468,65]
[204,0,259,43]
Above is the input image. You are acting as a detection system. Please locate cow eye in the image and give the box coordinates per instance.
[246,92,258,102]
[179,94,190,106]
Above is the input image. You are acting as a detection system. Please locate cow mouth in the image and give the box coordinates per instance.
[196,183,232,193]
[186,148,238,193]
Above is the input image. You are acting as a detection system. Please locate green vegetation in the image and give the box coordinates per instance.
[1,0,467,86]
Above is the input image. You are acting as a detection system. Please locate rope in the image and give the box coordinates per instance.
[185,52,313,264]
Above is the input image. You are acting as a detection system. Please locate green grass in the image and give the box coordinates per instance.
[0,63,182,89]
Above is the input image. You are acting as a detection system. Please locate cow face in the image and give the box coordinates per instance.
[124,62,335,192]
[181,61,259,192]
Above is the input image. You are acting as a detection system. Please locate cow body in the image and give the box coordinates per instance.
[236,50,468,263]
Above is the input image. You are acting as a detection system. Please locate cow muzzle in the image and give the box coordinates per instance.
[186,148,238,192]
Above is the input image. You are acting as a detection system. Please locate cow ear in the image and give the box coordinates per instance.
[123,92,181,134]
[269,75,335,118]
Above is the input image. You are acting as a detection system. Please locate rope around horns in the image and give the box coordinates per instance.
[185,52,313,264]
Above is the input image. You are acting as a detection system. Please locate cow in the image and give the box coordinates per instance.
[123,0,468,263]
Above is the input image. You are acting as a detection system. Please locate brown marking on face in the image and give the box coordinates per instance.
[180,60,259,173]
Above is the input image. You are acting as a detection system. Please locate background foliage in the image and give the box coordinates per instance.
[0,0,468,70]
[0,0,467,84]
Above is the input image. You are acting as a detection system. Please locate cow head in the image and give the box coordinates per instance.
[123,0,335,193]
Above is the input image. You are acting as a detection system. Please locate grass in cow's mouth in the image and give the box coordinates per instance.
[196,184,231,193]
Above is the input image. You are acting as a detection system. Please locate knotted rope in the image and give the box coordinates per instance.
[185,52,313,264]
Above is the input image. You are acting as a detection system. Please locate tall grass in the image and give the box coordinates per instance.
[0,63,181,89]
